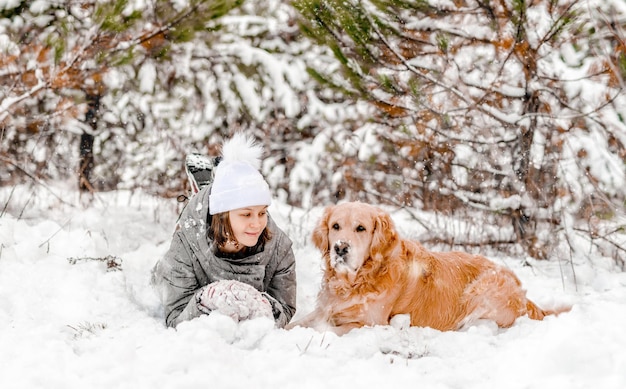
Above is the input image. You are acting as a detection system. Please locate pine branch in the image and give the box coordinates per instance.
[0,76,48,123]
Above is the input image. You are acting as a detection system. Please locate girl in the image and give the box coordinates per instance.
[152,133,296,328]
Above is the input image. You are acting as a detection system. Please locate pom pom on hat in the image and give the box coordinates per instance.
[209,133,272,215]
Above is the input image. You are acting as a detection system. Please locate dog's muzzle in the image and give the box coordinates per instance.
[333,241,350,258]
[330,240,358,274]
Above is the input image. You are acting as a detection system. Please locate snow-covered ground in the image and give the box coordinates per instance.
[1,184,625,389]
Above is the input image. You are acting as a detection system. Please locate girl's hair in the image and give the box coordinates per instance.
[208,211,272,249]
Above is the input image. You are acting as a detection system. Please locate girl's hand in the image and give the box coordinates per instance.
[197,279,273,321]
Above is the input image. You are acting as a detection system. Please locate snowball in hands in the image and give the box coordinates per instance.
[197,280,273,322]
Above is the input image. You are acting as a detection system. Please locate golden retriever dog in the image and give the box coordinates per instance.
[287,202,569,335]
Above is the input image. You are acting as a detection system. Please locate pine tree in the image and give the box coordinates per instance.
[0,0,254,192]
[292,0,626,260]
[1,0,346,199]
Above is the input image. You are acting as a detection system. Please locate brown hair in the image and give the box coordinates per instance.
[208,211,272,250]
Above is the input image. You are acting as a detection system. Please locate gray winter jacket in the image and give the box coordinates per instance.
[152,186,297,328]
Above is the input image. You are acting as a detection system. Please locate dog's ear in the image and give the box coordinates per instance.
[370,208,398,257]
[312,206,333,254]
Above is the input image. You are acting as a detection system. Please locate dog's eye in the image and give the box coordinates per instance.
[332,223,340,230]
[356,225,366,232]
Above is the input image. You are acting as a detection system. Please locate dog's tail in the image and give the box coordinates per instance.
[526,300,572,320]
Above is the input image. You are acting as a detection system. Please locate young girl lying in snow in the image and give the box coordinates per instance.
[152,133,297,328]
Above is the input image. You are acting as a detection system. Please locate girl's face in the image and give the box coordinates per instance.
[228,205,269,248]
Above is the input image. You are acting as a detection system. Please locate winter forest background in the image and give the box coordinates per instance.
[1,0,626,265]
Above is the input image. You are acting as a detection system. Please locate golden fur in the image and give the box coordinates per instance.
[287,202,569,335]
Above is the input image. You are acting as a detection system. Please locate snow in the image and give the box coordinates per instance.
[1,183,625,388]
[0,0,21,10]
[138,63,156,94]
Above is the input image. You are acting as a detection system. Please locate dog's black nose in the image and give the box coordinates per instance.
[334,241,349,257]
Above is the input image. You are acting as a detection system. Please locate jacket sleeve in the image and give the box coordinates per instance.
[264,233,297,328]
[152,232,204,328]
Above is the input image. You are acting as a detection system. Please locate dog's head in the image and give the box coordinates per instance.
[312,202,398,277]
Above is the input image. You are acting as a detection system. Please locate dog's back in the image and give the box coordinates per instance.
[391,242,497,330]
[395,241,568,330]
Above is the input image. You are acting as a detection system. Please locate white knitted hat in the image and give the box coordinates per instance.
[209,133,272,215]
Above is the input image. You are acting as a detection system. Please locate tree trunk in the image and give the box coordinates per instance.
[78,94,99,192]
[511,89,540,247]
